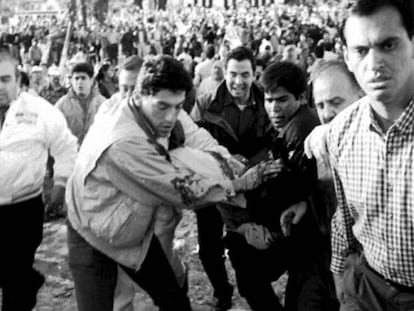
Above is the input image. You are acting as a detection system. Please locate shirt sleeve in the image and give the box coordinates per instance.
[330,165,358,274]
[327,122,359,275]
[102,137,235,209]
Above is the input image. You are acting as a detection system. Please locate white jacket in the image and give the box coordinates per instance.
[0,92,78,205]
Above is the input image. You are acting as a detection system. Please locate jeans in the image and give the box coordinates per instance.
[341,253,414,311]
[0,195,45,311]
[67,223,192,311]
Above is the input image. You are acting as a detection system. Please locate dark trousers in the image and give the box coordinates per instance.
[224,225,338,311]
[195,206,233,300]
[67,223,192,311]
[0,196,45,311]
[342,253,414,311]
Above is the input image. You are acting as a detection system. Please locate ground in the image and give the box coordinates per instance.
[4,210,287,311]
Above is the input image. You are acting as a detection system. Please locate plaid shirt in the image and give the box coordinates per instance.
[327,96,414,287]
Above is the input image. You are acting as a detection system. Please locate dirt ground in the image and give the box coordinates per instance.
[4,211,287,311]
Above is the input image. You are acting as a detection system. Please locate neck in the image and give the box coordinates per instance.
[233,89,251,107]
[370,79,414,132]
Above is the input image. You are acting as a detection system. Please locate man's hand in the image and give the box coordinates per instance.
[333,273,345,303]
[227,155,247,177]
[304,124,329,162]
[45,185,65,214]
[280,201,307,236]
[232,159,283,192]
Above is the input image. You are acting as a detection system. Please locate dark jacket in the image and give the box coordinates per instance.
[246,105,320,234]
[192,81,271,160]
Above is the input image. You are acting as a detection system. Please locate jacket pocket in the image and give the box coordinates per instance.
[99,198,155,249]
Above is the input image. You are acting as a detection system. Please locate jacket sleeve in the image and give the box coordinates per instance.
[102,137,235,210]
[46,106,78,187]
[180,110,231,159]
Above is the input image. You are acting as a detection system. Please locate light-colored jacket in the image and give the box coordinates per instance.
[55,88,106,145]
[67,99,234,272]
[0,92,78,205]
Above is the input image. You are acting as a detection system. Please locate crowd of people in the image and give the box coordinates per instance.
[1,0,414,311]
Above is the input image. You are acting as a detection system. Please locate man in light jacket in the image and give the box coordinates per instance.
[0,52,78,311]
[66,55,278,311]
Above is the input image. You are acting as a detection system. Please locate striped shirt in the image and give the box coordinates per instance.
[327,95,414,287]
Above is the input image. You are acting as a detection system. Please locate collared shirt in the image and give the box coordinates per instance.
[39,84,67,105]
[222,90,257,138]
[328,96,414,287]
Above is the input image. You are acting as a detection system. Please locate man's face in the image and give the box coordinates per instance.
[140,89,185,138]
[343,6,414,105]
[313,69,361,124]
[212,63,224,81]
[265,86,301,130]
[225,59,254,102]
[71,72,93,98]
[0,61,19,108]
[118,69,139,99]
[31,71,42,83]
[50,75,60,86]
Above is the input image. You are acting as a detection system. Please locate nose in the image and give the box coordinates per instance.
[164,108,177,122]
[366,48,385,72]
[322,105,335,124]
[234,74,242,84]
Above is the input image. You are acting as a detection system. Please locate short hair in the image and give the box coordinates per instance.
[260,61,307,99]
[20,71,30,87]
[205,44,215,59]
[225,46,256,72]
[137,55,193,96]
[71,62,94,78]
[119,55,143,72]
[309,59,361,92]
[340,0,414,45]
[0,52,20,78]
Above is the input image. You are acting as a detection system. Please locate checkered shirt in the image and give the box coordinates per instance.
[327,95,414,287]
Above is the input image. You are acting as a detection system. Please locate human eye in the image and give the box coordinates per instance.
[352,46,368,57]
[382,39,398,52]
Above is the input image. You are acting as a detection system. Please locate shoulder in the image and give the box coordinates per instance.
[284,105,320,142]
[327,96,370,161]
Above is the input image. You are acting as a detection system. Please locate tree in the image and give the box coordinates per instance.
[92,0,109,24]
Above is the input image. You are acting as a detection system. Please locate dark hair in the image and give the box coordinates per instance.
[225,46,256,72]
[205,44,215,59]
[120,55,143,72]
[340,0,414,45]
[138,55,193,96]
[20,71,30,87]
[309,59,361,92]
[71,62,94,78]
[260,61,307,99]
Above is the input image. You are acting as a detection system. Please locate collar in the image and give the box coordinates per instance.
[223,84,257,109]
[362,96,414,135]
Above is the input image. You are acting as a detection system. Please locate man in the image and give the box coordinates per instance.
[222,61,333,311]
[193,44,216,89]
[30,65,48,95]
[66,55,275,311]
[55,62,106,145]
[98,55,143,116]
[305,59,364,161]
[191,46,271,311]
[327,1,414,310]
[197,60,225,96]
[305,60,364,235]
[0,52,77,310]
[39,66,68,105]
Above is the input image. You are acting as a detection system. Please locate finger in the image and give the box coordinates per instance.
[304,136,313,159]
